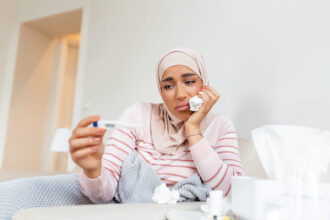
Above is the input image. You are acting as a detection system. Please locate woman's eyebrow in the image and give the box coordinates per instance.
[181,73,196,77]
[161,77,174,82]
[161,73,196,82]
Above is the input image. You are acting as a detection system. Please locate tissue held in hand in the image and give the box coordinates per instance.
[152,183,179,204]
[189,95,203,111]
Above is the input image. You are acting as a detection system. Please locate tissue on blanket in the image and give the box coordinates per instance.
[114,151,163,203]
[0,151,210,220]
[189,95,203,111]
[152,183,179,204]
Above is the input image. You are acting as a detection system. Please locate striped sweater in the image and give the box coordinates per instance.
[79,102,243,203]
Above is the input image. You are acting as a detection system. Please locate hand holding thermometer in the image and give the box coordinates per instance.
[93,120,142,129]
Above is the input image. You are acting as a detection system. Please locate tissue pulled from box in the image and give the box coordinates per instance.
[252,125,330,182]
[189,95,203,111]
[234,126,330,220]
[152,183,179,204]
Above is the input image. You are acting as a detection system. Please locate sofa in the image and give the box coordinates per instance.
[0,138,267,219]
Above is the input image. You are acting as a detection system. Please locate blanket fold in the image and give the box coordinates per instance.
[0,151,210,219]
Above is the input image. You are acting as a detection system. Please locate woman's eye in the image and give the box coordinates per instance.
[164,85,173,90]
[185,80,196,85]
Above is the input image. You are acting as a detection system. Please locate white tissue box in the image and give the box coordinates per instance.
[231,176,330,220]
[232,177,282,220]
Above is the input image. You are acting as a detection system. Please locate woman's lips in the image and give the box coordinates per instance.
[175,103,190,112]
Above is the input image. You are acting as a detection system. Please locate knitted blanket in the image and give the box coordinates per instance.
[0,151,210,219]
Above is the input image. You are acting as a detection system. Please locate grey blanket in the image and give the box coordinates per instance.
[0,151,210,219]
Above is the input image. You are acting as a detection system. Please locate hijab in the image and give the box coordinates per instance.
[151,48,211,155]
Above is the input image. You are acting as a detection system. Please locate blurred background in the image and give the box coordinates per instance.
[0,0,329,173]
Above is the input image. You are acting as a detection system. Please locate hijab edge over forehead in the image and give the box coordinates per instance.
[158,51,200,79]
[156,48,209,93]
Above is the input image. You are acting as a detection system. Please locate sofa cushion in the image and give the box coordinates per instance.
[238,138,267,179]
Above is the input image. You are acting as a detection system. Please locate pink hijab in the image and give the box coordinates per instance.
[151,48,211,155]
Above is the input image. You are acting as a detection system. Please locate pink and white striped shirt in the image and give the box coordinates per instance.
[79,102,243,203]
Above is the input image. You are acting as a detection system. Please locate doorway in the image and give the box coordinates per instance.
[3,9,82,172]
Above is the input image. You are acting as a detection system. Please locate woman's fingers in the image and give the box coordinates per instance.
[201,88,216,100]
[71,146,98,161]
[185,86,220,129]
[69,115,105,171]
[200,86,220,109]
[204,86,220,100]
[195,92,212,114]
[69,127,106,154]
[193,86,220,115]
[76,115,100,129]
[74,127,106,138]
[197,91,210,102]
[70,137,101,153]
[198,89,215,107]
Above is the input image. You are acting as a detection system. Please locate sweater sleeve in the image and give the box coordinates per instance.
[79,104,141,203]
[189,116,243,196]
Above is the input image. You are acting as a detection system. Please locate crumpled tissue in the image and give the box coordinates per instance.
[189,95,203,111]
[152,183,179,204]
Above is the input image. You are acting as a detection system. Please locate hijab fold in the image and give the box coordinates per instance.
[151,48,210,155]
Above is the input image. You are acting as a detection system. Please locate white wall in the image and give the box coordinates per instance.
[81,0,330,138]
[80,0,229,118]
[216,0,330,137]
[1,0,330,168]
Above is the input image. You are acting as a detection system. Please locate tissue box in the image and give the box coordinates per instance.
[232,177,282,220]
[232,176,330,220]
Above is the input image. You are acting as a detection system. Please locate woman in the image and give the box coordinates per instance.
[69,48,243,203]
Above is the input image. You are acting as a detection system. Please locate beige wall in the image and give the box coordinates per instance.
[3,25,55,170]
[0,0,87,169]
[58,40,79,128]
[0,0,17,103]
[0,0,85,169]
[40,38,79,171]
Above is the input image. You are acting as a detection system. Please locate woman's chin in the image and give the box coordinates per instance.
[174,110,192,121]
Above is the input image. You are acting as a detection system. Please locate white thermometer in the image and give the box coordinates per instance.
[93,120,142,129]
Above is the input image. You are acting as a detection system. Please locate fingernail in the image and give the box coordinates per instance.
[91,145,98,151]
[94,137,101,142]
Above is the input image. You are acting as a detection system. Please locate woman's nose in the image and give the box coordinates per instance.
[176,84,187,100]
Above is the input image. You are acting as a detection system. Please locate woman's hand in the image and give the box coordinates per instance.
[69,115,106,178]
[185,86,220,137]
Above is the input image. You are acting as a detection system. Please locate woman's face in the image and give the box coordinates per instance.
[160,65,203,121]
